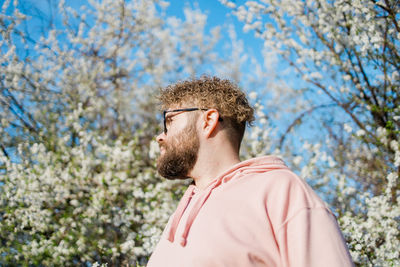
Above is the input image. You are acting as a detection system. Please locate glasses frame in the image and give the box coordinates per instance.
[162,108,222,134]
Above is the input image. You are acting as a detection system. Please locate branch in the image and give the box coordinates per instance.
[2,87,39,132]
[307,79,379,142]
[279,103,337,148]
[0,92,38,134]
[375,0,400,32]
[0,144,9,159]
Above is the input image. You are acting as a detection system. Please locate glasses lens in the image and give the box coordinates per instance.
[162,108,204,134]
[163,111,167,134]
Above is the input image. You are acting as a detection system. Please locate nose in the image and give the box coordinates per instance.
[156,132,166,143]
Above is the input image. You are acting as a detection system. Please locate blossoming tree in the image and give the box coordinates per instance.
[222,0,399,265]
[0,0,224,265]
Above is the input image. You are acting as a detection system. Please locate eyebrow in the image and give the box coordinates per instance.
[165,110,184,119]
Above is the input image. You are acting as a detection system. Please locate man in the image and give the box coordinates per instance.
[147,76,353,267]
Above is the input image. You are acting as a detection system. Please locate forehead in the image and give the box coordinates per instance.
[165,104,182,111]
[163,99,198,110]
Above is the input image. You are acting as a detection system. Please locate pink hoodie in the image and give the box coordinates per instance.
[147,156,353,267]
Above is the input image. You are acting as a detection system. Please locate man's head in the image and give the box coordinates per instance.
[156,76,254,179]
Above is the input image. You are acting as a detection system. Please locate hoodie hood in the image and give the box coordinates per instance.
[167,155,289,247]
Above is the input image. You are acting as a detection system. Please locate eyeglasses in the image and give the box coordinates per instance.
[162,108,223,134]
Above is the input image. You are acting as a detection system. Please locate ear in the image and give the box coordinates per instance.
[201,109,220,138]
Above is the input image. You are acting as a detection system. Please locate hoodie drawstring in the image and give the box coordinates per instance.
[167,185,195,243]
[167,180,222,247]
[179,179,222,246]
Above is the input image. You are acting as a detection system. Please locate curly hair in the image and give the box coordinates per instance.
[159,76,254,146]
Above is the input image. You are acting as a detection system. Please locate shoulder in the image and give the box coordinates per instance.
[248,169,318,201]
[245,169,330,226]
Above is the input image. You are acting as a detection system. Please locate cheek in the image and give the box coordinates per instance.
[173,115,194,134]
[162,135,179,151]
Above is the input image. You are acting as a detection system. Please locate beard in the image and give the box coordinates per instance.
[157,123,200,180]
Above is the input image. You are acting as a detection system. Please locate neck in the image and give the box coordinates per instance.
[188,143,241,190]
